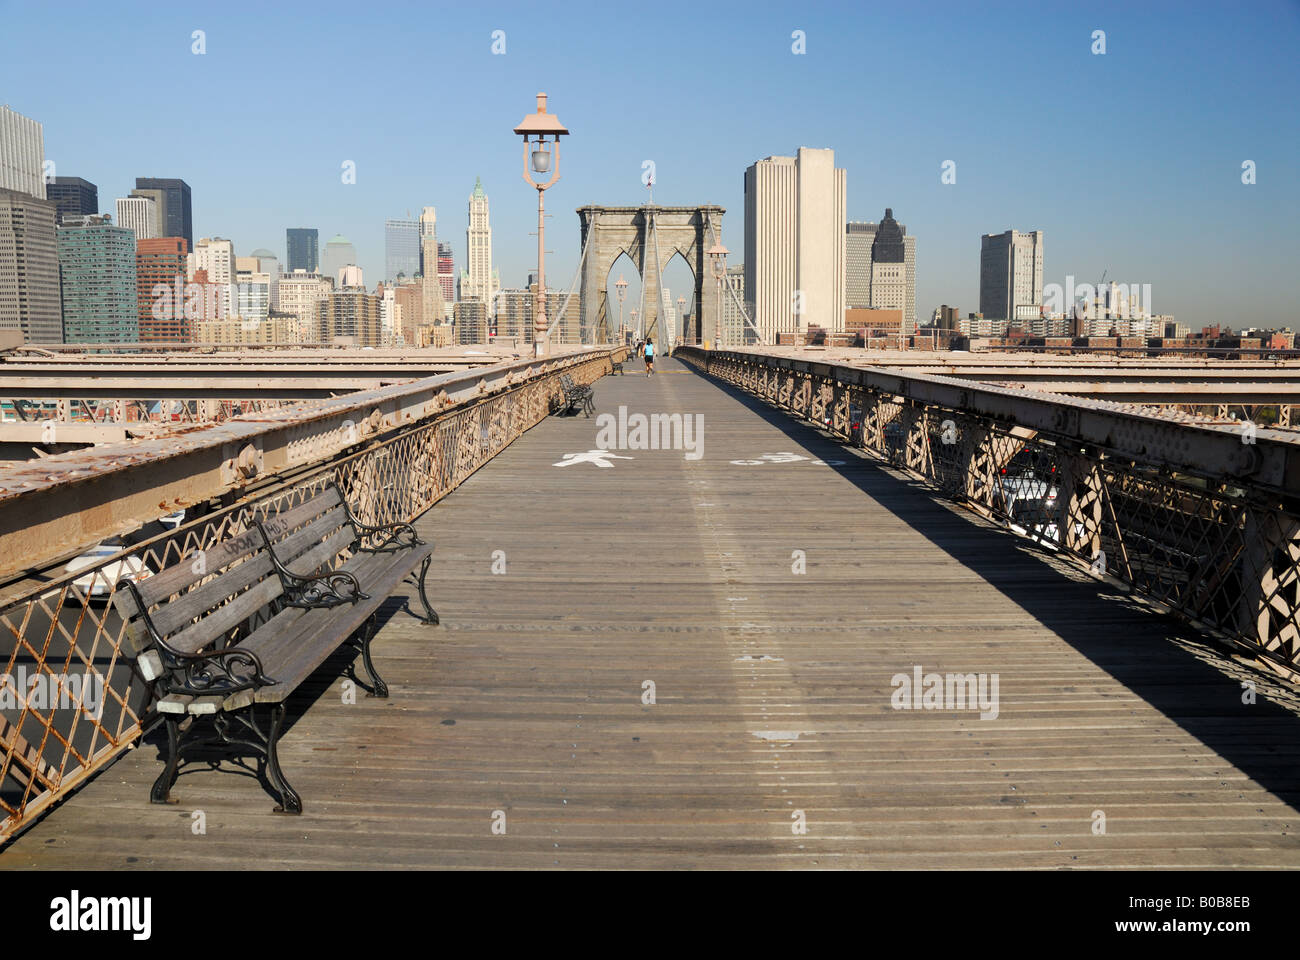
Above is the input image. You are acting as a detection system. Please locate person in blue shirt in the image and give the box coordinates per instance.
[644,338,655,376]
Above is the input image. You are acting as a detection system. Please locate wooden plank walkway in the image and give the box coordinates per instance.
[5,356,1300,869]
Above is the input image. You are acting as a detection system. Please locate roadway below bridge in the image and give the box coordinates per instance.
[6,356,1300,868]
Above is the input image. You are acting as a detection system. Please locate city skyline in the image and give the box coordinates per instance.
[1,1,1297,329]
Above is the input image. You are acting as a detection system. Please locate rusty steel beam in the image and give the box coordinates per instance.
[0,348,615,582]
[0,422,135,444]
[751,346,1300,370]
[7,343,537,360]
[683,347,1300,495]
[882,366,1300,386]
[965,381,1300,403]
[0,374,413,400]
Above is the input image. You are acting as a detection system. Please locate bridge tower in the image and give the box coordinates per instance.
[577,205,724,350]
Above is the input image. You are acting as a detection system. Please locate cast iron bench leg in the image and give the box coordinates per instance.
[266,703,303,815]
[357,613,389,698]
[150,715,182,805]
[414,553,439,625]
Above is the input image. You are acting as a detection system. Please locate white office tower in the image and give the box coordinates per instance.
[115,196,157,240]
[461,178,499,316]
[744,147,846,342]
[419,206,445,323]
[0,106,47,200]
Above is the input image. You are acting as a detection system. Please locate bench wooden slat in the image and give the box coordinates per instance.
[133,526,265,608]
[164,574,284,655]
[149,554,276,640]
[260,486,344,541]
[281,527,356,579]
[264,507,352,568]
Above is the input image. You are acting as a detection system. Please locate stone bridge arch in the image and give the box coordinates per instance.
[577,205,724,350]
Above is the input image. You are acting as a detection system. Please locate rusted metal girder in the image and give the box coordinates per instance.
[883,366,1300,385]
[0,373,416,400]
[749,346,1300,371]
[0,349,614,583]
[966,381,1300,404]
[6,344,536,361]
[0,422,138,445]
[684,347,1300,496]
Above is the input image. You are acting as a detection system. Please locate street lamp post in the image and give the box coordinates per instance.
[707,241,728,347]
[615,274,628,344]
[676,296,687,343]
[514,92,569,358]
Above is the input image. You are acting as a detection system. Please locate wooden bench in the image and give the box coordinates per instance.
[557,373,595,417]
[113,483,437,813]
[611,357,624,374]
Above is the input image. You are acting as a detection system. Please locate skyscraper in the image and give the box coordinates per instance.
[320,235,357,286]
[385,217,419,283]
[46,178,97,222]
[979,229,1044,324]
[867,210,906,321]
[461,179,499,315]
[116,196,158,240]
[437,241,455,313]
[137,237,189,342]
[846,221,876,308]
[721,264,748,345]
[418,207,445,324]
[57,216,138,343]
[0,106,46,200]
[847,213,918,330]
[419,207,437,276]
[903,232,916,331]
[0,187,62,343]
[744,147,846,342]
[286,227,318,272]
[133,178,192,248]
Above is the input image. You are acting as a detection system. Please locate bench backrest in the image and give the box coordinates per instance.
[257,484,357,576]
[112,524,283,658]
[111,485,358,660]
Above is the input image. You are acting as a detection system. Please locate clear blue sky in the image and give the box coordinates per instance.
[2,0,1297,328]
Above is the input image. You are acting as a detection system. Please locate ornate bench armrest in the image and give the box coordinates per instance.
[334,490,425,552]
[352,520,424,553]
[167,646,277,698]
[282,570,368,608]
[118,579,276,698]
[254,520,368,607]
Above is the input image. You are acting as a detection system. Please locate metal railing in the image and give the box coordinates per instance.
[677,346,1300,678]
[0,349,618,842]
